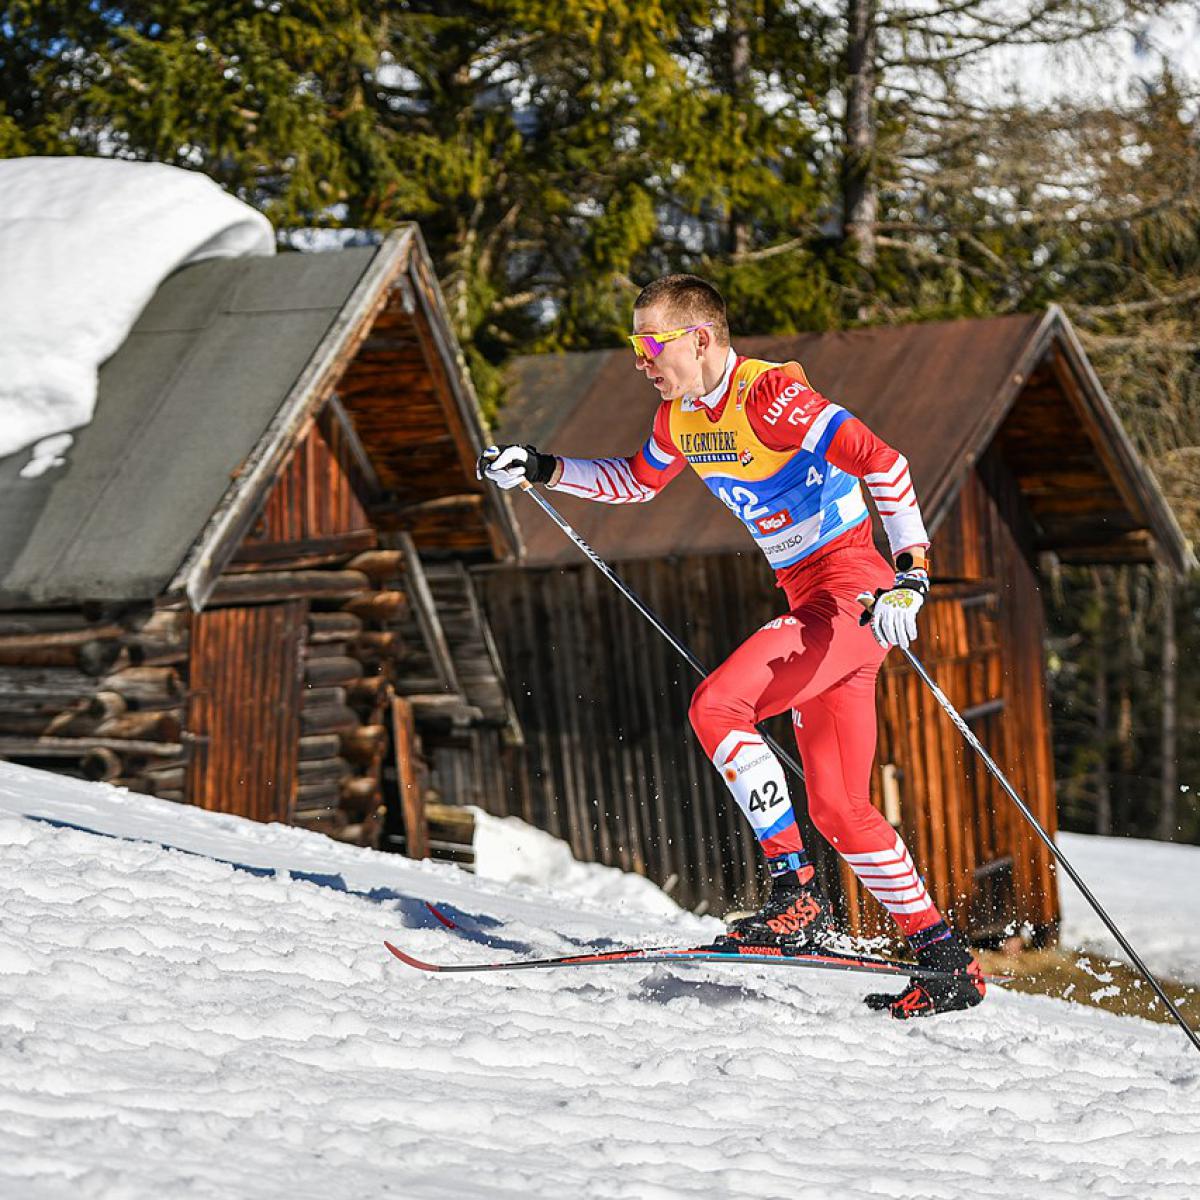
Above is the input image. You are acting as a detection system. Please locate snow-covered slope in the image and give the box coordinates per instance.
[1,761,1198,1199]
[1058,830,1200,982]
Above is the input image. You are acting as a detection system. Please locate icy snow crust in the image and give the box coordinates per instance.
[1,761,1198,1199]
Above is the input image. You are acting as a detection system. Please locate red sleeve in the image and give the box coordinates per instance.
[744,370,844,453]
[746,369,929,552]
[826,420,929,552]
[628,400,686,491]
[825,416,902,480]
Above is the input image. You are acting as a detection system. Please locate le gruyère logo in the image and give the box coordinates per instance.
[679,429,739,464]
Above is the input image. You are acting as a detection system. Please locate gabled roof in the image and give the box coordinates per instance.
[501,308,1192,574]
[0,226,521,609]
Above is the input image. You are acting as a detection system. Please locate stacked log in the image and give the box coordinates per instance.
[0,606,190,801]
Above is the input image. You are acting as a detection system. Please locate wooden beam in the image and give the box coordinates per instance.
[391,694,428,860]
[0,735,183,758]
[207,569,371,606]
[395,533,462,696]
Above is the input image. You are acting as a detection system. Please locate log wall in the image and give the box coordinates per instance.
[0,607,190,797]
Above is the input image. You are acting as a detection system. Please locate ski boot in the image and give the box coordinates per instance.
[864,921,986,1019]
[712,852,834,953]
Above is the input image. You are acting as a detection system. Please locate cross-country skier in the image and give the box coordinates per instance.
[478,274,985,1018]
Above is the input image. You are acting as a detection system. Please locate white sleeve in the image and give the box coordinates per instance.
[863,454,929,555]
[550,457,659,504]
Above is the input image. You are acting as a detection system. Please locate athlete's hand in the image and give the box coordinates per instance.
[867,570,929,650]
[476,444,558,489]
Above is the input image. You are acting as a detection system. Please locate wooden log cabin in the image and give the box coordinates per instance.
[484,308,1192,940]
[0,226,523,861]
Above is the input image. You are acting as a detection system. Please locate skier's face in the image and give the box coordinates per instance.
[631,304,708,400]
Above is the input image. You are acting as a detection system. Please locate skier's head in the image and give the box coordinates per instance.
[630,274,729,400]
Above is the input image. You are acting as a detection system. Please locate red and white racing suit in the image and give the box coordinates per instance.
[549,348,943,938]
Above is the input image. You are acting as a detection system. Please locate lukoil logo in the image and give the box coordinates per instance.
[755,508,792,534]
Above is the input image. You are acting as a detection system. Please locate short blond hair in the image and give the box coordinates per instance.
[634,274,730,346]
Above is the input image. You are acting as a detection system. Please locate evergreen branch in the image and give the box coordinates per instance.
[875,234,988,277]
[489,290,540,314]
[1082,334,1200,353]
[880,3,1122,70]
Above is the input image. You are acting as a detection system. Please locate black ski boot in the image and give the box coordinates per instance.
[713,852,834,953]
[864,921,986,1019]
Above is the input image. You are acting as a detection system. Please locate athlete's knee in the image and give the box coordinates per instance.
[688,671,754,745]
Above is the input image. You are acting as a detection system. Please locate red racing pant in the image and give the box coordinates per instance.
[687,544,944,939]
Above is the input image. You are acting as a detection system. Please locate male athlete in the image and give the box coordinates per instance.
[478,275,984,1018]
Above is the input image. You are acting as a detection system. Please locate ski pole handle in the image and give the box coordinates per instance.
[856,590,881,626]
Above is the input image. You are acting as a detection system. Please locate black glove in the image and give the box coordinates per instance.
[476,444,558,489]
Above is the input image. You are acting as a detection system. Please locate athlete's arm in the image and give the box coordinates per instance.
[550,402,686,504]
[746,373,929,560]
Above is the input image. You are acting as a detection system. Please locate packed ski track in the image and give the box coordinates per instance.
[1,762,1198,1199]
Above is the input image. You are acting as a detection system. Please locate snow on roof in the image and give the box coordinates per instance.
[0,156,274,464]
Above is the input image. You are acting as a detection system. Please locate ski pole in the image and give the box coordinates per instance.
[518,481,806,782]
[856,592,1200,1055]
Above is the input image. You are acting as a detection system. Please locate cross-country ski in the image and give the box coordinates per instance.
[383,937,1013,985]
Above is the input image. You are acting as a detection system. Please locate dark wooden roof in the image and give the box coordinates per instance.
[501,308,1191,574]
[0,226,520,610]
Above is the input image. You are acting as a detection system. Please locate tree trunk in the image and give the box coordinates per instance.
[1157,567,1178,841]
[843,0,878,271]
[729,4,752,258]
[1092,569,1112,836]
[1113,568,1136,830]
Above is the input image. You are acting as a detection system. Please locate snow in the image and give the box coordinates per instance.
[1058,831,1200,983]
[1,760,1199,1199]
[0,157,274,464]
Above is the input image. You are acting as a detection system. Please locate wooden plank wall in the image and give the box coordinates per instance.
[236,409,376,562]
[185,601,305,823]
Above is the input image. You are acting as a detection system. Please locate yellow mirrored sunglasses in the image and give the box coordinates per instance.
[627,322,713,362]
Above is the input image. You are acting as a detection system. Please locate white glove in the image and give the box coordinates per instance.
[476,444,556,490]
[870,570,929,650]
